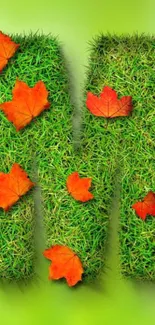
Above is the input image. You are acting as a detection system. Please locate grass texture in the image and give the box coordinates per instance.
[84,34,155,280]
[0,32,110,283]
[0,33,73,281]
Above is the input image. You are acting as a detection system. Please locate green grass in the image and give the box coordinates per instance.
[1,32,154,284]
[0,32,110,284]
[84,34,155,280]
[0,32,74,281]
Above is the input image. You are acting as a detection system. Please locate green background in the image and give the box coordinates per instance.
[0,1,155,324]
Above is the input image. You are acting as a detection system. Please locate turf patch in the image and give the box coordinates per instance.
[85,34,155,280]
[0,32,74,281]
[0,32,110,284]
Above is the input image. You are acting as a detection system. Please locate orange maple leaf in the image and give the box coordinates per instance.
[66,171,94,202]
[132,191,155,220]
[0,163,35,211]
[86,86,133,118]
[0,31,19,72]
[43,245,84,287]
[0,79,50,131]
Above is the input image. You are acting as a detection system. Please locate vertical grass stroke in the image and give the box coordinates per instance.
[84,34,155,280]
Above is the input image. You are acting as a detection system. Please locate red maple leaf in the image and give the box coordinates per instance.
[0,79,50,131]
[43,245,84,287]
[86,86,132,118]
[66,171,94,202]
[0,163,35,211]
[132,191,155,220]
[0,31,19,72]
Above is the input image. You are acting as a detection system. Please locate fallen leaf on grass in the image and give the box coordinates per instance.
[132,191,155,220]
[86,86,132,118]
[0,80,50,131]
[66,171,94,202]
[0,31,19,72]
[0,163,35,211]
[43,245,84,287]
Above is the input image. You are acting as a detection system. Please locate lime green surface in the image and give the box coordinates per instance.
[1,1,155,325]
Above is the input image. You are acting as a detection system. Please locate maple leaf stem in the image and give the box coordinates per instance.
[104,119,109,129]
